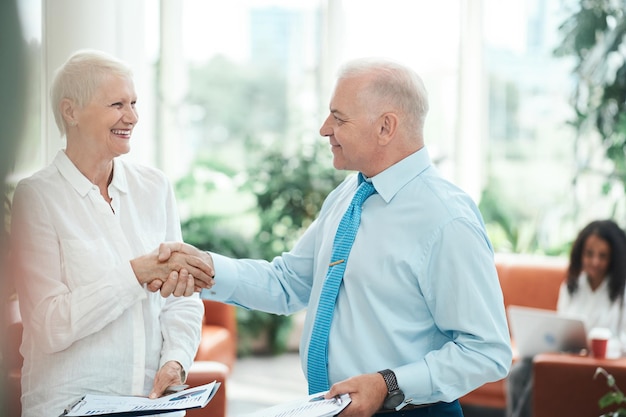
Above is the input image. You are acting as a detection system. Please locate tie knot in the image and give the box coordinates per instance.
[353,180,376,207]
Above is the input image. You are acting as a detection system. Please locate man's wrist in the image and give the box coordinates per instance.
[377,369,405,409]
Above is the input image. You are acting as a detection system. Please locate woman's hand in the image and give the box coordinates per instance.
[148,269,195,297]
[149,360,185,399]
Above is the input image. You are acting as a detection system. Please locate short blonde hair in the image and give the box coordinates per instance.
[51,49,133,136]
[337,58,429,136]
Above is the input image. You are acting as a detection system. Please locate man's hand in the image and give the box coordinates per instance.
[130,242,215,295]
[158,242,215,291]
[149,361,185,399]
[158,242,213,263]
[325,373,387,417]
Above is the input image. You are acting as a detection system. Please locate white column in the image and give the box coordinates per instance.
[156,0,186,179]
[42,0,154,166]
[455,0,486,202]
[319,0,345,110]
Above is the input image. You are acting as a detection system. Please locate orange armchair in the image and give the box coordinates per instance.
[195,299,238,369]
[459,254,568,411]
[187,299,238,417]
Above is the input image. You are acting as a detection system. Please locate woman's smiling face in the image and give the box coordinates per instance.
[73,74,138,159]
[581,233,611,285]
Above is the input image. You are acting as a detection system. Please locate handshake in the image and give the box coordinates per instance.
[130,242,214,297]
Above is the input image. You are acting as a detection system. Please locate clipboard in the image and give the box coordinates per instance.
[60,381,220,416]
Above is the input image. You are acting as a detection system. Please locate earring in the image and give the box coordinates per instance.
[70,121,77,127]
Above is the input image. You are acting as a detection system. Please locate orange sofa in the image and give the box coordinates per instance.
[533,352,626,417]
[459,253,568,411]
[4,297,237,417]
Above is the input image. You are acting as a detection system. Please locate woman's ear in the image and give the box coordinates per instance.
[377,112,398,145]
[60,98,77,127]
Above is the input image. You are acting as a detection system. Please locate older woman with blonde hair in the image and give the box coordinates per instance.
[11,49,215,417]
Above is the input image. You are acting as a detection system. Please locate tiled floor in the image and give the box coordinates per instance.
[227,352,308,417]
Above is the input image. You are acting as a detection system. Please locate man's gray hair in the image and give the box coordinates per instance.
[51,49,133,136]
[337,58,429,135]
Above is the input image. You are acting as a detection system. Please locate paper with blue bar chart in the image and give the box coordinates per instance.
[60,381,220,416]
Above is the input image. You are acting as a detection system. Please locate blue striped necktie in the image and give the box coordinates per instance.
[307,176,376,394]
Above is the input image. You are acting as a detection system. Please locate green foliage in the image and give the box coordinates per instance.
[244,141,347,259]
[481,0,626,254]
[177,142,343,356]
[179,56,344,356]
[478,176,541,254]
[180,215,256,259]
[236,307,293,357]
[555,0,626,194]
[175,157,239,202]
[595,367,626,416]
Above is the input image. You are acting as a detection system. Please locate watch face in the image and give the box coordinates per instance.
[384,390,405,409]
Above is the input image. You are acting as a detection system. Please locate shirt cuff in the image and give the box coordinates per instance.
[394,361,433,404]
[160,354,190,382]
[119,261,149,301]
[199,252,238,301]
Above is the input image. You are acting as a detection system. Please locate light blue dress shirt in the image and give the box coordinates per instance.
[201,146,512,404]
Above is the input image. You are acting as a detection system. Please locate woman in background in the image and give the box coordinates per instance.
[558,220,626,331]
[11,49,214,417]
[507,219,626,417]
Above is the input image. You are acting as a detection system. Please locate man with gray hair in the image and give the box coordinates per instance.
[164,58,512,417]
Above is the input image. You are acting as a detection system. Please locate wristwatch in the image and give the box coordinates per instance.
[378,369,405,409]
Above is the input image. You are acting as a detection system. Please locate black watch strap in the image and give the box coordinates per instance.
[378,369,400,392]
[378,369,405,409]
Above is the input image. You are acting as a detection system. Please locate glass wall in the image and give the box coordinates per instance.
[482,0,578,251]
[171,0,473,236]
[12,0,622,254]
[172,0,592,252]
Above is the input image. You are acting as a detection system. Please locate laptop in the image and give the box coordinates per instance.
[507,305,588,358]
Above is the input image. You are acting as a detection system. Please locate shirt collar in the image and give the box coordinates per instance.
[581,272,609,292]
[109,159,129,194]
[53,150,129,197]
[366,146,431,203]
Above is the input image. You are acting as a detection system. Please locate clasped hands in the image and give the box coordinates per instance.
[130,242,214,297]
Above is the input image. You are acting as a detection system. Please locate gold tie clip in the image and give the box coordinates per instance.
[329,259,345,267]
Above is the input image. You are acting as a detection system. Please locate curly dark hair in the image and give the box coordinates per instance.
[566,219,626,303]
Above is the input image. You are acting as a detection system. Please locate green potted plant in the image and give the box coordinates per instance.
[177,142,344,356]
[595,367,626,416]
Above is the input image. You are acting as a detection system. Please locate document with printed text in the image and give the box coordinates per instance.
[241,392,351,417]
[60,381,220,416]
